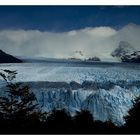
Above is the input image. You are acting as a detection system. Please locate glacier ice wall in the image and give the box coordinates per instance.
[31,84,140,126]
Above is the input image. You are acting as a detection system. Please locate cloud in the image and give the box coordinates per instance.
[0,24,139,61]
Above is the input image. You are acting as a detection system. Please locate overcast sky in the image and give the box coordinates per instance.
[0,6,140,61]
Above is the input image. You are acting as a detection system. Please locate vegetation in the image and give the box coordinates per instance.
[122,96,140,134]
[0,69,44,134]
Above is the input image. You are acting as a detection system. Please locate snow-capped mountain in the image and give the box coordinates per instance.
[121,51,140,63]
[111,41,136,58]
[111,41,140,63]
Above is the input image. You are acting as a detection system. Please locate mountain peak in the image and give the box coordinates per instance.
[111,41,136,58]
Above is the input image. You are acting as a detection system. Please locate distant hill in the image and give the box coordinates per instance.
[0,50,22,63]
[86,56,101,62]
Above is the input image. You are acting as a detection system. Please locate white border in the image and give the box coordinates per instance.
[0,0,140,5]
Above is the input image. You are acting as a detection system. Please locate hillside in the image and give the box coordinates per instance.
[0,50,22,63]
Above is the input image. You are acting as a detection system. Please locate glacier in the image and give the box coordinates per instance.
[0,61,140,126]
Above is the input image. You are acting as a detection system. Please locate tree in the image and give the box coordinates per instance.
[123,96,140,134]
[0,69,43,133]
[43,109,73,134]
[73,110,118,134]
[93,120,119,134]
[73,110,94,134]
